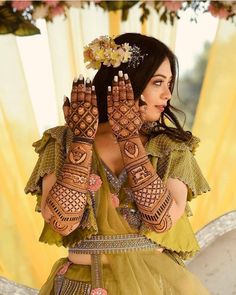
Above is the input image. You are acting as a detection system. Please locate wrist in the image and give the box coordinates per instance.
[72,136,94,145]
[118,136,146,164]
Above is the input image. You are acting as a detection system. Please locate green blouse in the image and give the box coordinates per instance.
[25,126,210,260]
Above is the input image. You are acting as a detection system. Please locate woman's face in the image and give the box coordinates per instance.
[141,58,172,122]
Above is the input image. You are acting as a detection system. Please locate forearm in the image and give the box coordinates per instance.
[118,136,173,233]
[47,141,92,235]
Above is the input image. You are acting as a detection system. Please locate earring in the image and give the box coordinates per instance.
[139,94,147,107]
[140,121,158,136]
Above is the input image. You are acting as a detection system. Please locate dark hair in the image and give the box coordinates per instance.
[93,33,192,142]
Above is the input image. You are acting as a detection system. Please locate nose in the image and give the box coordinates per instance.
[161,86,172,101]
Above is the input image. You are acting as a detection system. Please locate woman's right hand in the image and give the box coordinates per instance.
[63,75,99,144]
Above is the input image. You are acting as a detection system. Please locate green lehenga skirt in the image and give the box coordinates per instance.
[39,249,210,295]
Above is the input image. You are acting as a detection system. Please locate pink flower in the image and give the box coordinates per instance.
[208,3,230,19]
[91,288,107,295]
[110,193,120,208]
[50,5,65,17]
[11,1,32,11]
[163,1,183,12]
[88,174,102,193]
[43,0,59,7]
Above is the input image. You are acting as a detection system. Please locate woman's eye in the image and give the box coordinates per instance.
[153,80,163,86]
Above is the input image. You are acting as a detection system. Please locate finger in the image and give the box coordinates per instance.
[71,77,78,103]
[91,85,97,107]
[112,75,119,103]
[85,77,92,103]
[124,73,134,101]
[107,85,113,115]
[118,70,126,101]
[77,74,85,103]
[63,95,70,122]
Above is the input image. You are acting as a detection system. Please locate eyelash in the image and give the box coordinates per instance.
[153,80,172,88]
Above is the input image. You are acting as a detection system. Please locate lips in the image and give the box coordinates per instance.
[155,105,166,112]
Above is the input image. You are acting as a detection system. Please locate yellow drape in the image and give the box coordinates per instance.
[190,20,236,231]
[0,7,177,289]
[0,35,67,289]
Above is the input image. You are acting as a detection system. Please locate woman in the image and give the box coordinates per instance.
[25,33,211,294]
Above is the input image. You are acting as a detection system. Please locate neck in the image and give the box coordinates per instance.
[96,122,113,135]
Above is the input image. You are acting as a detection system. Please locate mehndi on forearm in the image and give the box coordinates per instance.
[119,136,173,233]
[46,141,92,235]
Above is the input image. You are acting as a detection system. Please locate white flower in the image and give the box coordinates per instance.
[32,5,49,20]
[83,35,133,70]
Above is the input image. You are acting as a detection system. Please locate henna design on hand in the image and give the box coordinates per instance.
[46,76,98,236]
[124,141,139,159]
[69,145,87,164]
[64,77,98,144]
[47,141,92,235]
[119,136,173,233]
[107,74,142,141]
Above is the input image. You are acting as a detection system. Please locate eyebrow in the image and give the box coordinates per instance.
[152,74,173,80]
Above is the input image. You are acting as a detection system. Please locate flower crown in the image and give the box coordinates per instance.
[83,35,147,70]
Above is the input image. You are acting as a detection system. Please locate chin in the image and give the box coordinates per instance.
[142,112,160,122]
[145,115,161,122]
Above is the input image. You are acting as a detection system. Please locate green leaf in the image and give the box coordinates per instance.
[0,5,20,34]
[14,20,40,36]
[98,1,138,11]
[121,8,129,21]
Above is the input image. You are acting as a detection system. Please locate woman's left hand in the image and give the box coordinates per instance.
[107,72,143,142]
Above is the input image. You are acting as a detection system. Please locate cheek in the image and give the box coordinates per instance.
[142,88,159,106]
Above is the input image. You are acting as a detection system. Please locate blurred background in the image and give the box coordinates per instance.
[0,0,236,292]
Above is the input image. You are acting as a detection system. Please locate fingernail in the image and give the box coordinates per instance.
[108,86,111,92]
[63,95,67,102]
[79,74,83,80]
[118,70,123,77]
[114,76,118,82]
[92,85,95,91]
[124,73,129,80]
[86,77,91,84]
[73,77,77,82]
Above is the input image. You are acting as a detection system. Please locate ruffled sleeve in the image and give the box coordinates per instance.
[143,133,211,259]
[24,126,98,247]
[146,133,210,202]
[24,126,70,211]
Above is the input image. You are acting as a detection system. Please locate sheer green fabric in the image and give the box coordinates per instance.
[25,127,212,295]
[25,126,210,259]
[25,126,211,294]
[39,253,210,295]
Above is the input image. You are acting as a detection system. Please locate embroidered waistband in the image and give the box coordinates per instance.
[68,234,160,254]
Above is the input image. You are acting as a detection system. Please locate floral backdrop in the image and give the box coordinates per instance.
[0,0,236,36]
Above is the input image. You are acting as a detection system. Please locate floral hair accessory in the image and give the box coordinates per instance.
[83,35,147,70]
[88,174,102,193]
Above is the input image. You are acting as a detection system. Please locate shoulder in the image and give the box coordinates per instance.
[32,125,72,154]
[146,132,200,158]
